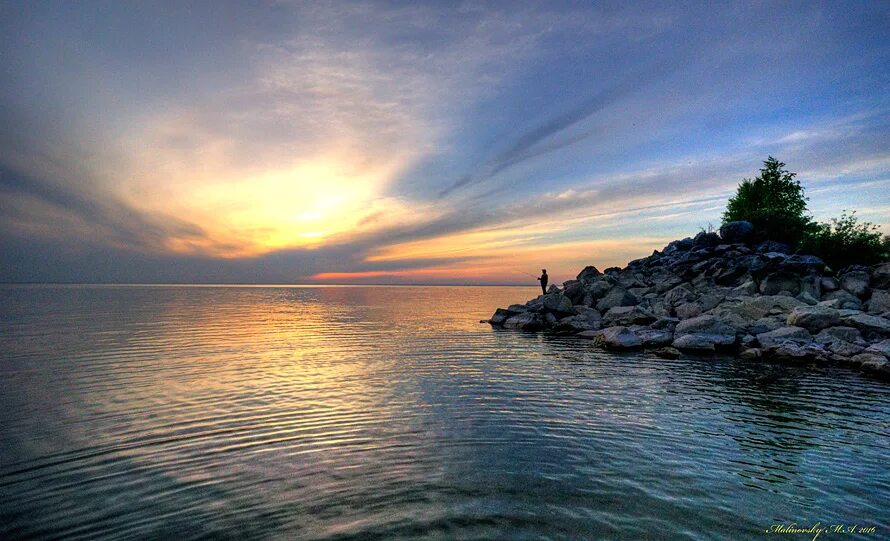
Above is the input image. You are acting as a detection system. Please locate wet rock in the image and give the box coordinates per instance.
[488,308,514,325]
[827,340,865,358]
[865,340,890,358]
[503,312,543,331]
[815,326,863,344]
[635,328,674,347]
[673,315,737,349]
[740,348,762,360]
[653,346,681,359]
[786,306,840,332]
[719,220,754,243]
[584,326,642,349]
[852,353,890,376]
[756,326,812,348]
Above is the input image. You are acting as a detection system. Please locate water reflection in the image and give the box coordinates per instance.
[1,285,888,540]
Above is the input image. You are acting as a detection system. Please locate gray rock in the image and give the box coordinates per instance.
[636,328,674,347]
[732,280,758,296]
[840,270,870,298]
[739,348,762,360]
[827,340,865,357]
[748,317,785,335]
[757,241,792,254]
[543,293,573,314]
[664,285,696,306]
[503,312,543,331]
[576,265,602,283]
[719,220,754,243]
[553,315,599,333]
[823,290,862,310]
[871,262,890,290]
[820,276,839,292]
[595,288,640,312]
[603,305,656,326]
[865,339,890,358]
[796,292,819,305]
[672,334,719,352]
[756,326,812,348]
[852,353,890,375]
[786,306,840,332]
[653,346,681,359]
[759,273,802,295]
[673,315,738,348]
[734,295,805,320]
[489,308,513,325]
[842,313,890,336]
[693,231,721,247]
[867,289,890,314]
[585,326,642,349]
[544,313,558,326]
[815,326,862,344]
[763,342,815,362]
[675,302,703,320]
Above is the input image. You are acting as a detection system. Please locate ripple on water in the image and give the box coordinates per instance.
[1,285,888,540]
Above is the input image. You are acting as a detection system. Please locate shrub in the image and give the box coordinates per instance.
[800,211,890,270]
[722,156,811,245]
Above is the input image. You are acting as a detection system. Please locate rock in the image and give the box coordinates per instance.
[653,346,681,359]
[840,270,870,298]
[867,289,890,314]
[595,288,640,312]
[748,317,785,335]
[675,302,703,320]
[871,262,890,290]
[585,326,642,349]
[865,339,890,358]
[503,312,543,331]
[693,231,721,247]
[763,342,814,362]
[786,306,840,332]
[576,265,602,283]
[488,308,513,325]
[820,276,839,292]
[740,348,762,360]
[585,279,613,300]
[822,290,862,310]
[719,221,754,243]
[635,328,674,347]
[562,280,584,302]
[734,295,805,320]
[732,280,758,296]
[543,293,573,314]
[842,313,890,337]
[756,326,812,348]
[544,313,558,326]
[757,241,792,254]
[673,334,725,352]
[664,285,696,306]
[507,304,530,313]
[759,272,802,295]
[852,353,890,376]
[815,326,863,344]
[547,284,560,294]
[651,317,680,330]
[673,315,737,348]
[553,315,598,333]
[797,292,819,305]
[827,340,865,357]
[603,305,656,326]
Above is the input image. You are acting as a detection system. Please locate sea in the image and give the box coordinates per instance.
[1,284,888,540]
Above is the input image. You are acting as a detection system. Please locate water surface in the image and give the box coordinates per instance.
[1,285,888,540]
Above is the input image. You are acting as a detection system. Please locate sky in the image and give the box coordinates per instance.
[1,1,889,285]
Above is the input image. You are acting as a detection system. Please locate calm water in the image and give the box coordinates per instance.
[1,285,888,540]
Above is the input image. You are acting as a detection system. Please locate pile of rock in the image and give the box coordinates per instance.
[486,221,890,378]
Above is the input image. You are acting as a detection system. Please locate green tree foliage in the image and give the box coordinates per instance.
[722,156,811,245]
[800,211,890,270]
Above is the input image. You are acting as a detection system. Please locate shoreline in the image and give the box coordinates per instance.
[486,222,890,380]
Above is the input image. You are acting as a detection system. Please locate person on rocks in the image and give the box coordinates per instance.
[537,269,548,295]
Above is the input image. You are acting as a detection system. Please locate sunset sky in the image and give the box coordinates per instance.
[1,1,889,284]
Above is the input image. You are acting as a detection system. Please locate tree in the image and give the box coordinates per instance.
[722,156,810,245]
[800,211,890,270]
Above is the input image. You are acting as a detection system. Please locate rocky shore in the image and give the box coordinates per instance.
[487,221,890,378]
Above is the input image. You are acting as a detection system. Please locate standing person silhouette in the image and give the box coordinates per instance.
[537,269,548,295]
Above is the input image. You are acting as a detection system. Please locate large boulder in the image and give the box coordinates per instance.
[503,312,544,331]
[814,326,862,344]
[840,270,870,298]
[595,288,640,312]
[756,326,812,348]
[734,295,805,320]
[759,272,802,296]
[842,313,890,337]
[822,290,862,310]
[673,315,737,347]
[719,221,754,243]
[581,326,642,349]
[553,314,600,333]
[865,339,890,358]
[673,334,720,352]
[636,328,674,347]
[542,293,573,314]
[852,353,890,376]
[576,265,602,283]
[786,306,840,332]
[693,231,721,247]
